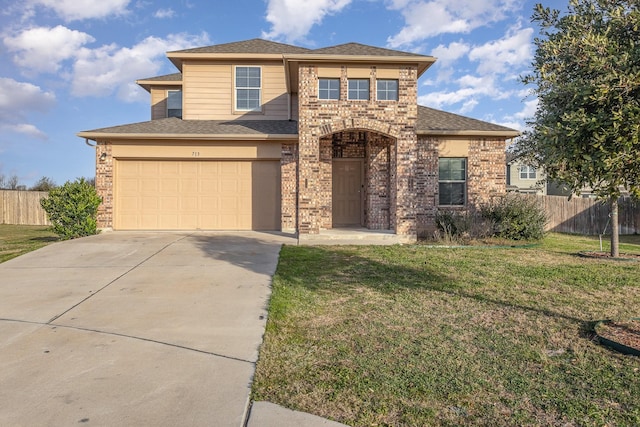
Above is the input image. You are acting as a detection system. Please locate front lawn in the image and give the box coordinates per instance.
[0,225,58,263]
[253,233,640,426]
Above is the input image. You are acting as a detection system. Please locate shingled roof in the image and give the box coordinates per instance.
[169,38,310,54]
[79,106,518,141]
[416,106,519,137]
[137,73,182,82]
[78,118,299,140]
[308,42,426,57]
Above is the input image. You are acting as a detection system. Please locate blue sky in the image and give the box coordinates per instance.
[0,0,568,188]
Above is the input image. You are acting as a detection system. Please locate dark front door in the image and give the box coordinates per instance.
[332,160,363,227]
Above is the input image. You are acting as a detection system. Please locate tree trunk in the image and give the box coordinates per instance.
[610,197,619,258]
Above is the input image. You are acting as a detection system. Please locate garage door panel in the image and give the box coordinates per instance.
[115,159,280,230]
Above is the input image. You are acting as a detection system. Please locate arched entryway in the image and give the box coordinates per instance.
[318,130,396,231]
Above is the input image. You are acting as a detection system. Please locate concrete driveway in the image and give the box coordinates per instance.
[0,231,295,426]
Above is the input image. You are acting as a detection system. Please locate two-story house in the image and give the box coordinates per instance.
[78,39,519,241]
[506,153,546,195]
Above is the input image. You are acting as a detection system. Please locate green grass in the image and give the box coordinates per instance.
[252,233,640,426]
[0,224,58,263]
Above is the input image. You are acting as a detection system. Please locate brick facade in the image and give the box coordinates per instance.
[414,136,507,237]
[297,64,418,235]
[95,141,114,229]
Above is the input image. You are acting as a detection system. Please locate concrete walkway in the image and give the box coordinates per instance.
[0,231,347,426]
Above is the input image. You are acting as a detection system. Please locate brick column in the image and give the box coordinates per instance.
[95,141,113,229]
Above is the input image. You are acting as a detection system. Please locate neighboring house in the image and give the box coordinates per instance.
[506,153,546,195]
[78,39,519,240]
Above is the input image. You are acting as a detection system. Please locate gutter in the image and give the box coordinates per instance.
[77,132,300,142]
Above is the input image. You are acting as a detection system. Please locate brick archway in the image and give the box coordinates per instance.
[316,130,396,231]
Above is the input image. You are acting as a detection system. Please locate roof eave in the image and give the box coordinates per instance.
[417,130,521,138]
[77,132,299,142]
[135,79,183,92]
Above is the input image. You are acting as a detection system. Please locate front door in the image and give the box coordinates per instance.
[333,159,363,227]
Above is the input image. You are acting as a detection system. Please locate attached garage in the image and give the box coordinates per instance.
[78,118,299,232]
[114,159,280,230]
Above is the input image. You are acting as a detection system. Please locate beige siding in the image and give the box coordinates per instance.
[182,60,289,120]
[111,140,283,160]
[437,138,470,157]
[150,86,181,120]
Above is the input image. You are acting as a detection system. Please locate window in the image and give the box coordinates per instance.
[439,158,466,206]
[519,165,537,180]
[319,78,340,100]
[348,79,370,100]
[377,79,398,101]
[235,66,261,111]
[167,90,182,118]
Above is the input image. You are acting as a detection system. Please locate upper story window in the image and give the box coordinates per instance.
[167,90,182,118]
[439,158,467,206]
[348,79,369,100]
[519,165,537,180]
[377,79,398,101]
[319,78,340,100]
[235,66,261,111]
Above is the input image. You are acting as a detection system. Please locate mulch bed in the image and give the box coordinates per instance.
[596,319,640,356]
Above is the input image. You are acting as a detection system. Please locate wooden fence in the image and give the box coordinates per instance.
[0,190,50,226]
[518,194,640,235]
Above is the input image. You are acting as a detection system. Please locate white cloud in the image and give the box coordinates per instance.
[468,26,533,75]
[0,78,55,139]
[0,77,56,117]
[31,0,131,21]
[430,41,470,65]
[387,0,519,48]
[154,8,175,19]
[0,123,48,140]
[71,32,210,101]
[419,73,515,113]
[262,0,352,43]
[3,25,95,73]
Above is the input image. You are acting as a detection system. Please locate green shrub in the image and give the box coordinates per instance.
[434,195,547,242]
[40,178,102,240]
[435,209,493,244]
[480,194,547,241]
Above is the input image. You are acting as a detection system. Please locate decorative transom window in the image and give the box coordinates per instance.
[377,79,398,101]
[519,165,537,179]
[319,78,340,100]
[439,158,467,206]
[167,90,182,118]
[348,79,370,100]
[235,66,261,111]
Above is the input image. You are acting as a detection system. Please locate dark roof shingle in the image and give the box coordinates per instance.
[309,42,427,57]
[79,118,299,137]
[137,73,182,82]
[416,106,519,136]
[169,38,310,54]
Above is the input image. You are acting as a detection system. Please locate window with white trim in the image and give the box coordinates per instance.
[377,79,398,101]
[319,78,340,100]
[167,90,182,118]
[519,165,537,180]
[235,66,261,111]
[439,158,466,206]
[348,79,369,100]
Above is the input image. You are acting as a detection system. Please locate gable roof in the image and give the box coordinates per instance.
[79,106,518,141]
[136,73,182,92]
[308,42,425,57]
[78,118,299,141]
[416,106,520,137]
[169,38,310,55]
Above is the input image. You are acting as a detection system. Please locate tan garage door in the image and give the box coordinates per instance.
[115,160,280,230]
